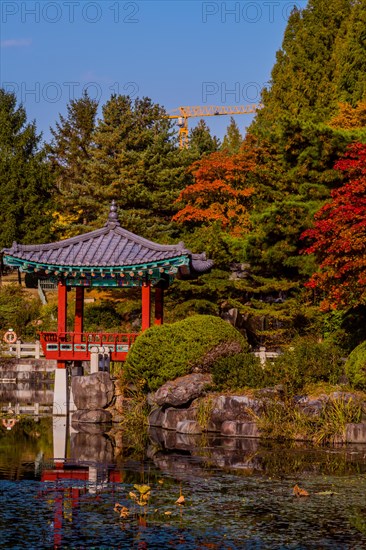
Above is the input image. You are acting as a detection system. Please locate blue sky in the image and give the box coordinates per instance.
[1,0,307,143]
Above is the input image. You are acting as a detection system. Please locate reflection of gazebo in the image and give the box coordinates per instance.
[2,201,213,367]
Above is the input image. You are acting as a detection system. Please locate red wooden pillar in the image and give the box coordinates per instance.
[154,286,164,325]
[74,287,84,342]
[57,280,67,369]
[141,281,151,331]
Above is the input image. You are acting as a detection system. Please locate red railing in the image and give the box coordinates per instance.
[39,331,139,361]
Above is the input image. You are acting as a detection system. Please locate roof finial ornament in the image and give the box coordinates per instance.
[107,200,120,226]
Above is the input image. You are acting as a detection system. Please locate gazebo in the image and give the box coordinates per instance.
[2,201,213,368]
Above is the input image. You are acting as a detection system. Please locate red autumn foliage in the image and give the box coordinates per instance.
[302,142,366,310]
[173,149,255,237]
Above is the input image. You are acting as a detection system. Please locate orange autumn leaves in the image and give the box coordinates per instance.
[173,148,256,237]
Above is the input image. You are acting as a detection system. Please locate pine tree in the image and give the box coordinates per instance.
[189,120,220,156]
[87,95,194,240]
[333,0,366,105]
[46,93,98,233]
[221,117,243,154]
[253,0,354,133]
[0,89,53,248]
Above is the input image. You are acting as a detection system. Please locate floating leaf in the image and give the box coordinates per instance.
[137,499,148,506]
[164,511,172,515]
[175,495,185,505]
[120,506,129,518]
[114,503,122,512]
[134,484,151,495]
[293,484,309,497]
[315,490,337,496]
[158,479,164,485]
[129,491,138,500]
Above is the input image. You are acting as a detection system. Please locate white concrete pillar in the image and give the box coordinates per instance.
[53,368,68,415]
[90,346,100,374]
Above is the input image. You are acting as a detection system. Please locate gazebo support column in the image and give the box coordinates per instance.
[141,281,151,331]
[73,286,84,375]
[154,286,164,325]
[74,287,84,340]
[54,280,68,416]
[57,280,68,369]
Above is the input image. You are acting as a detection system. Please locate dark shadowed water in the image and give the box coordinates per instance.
[0,416,366,549]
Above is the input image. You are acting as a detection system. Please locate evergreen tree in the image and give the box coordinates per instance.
[46,93,98,234]
[0,89,53,248]
[221,117,243,154]
[333,0,366,105]
[87,95,194,239]
[253,0,354,133]
[189,119,220,156]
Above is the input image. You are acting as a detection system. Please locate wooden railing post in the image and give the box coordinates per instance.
[35,340,40,359]
[15,340,21,358]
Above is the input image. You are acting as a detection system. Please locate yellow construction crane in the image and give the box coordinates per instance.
[166,104,260,149]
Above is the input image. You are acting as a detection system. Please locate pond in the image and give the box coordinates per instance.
[0,417,366,549]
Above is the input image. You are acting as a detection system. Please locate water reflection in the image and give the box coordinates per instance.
[1,418,366,548]
[0,381,53,416]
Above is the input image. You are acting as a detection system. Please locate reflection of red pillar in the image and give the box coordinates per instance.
[154,287,164,325]
[57,280,67,369]
[141,282,151,331]
[54,495,63,549]
[74,287,84,343]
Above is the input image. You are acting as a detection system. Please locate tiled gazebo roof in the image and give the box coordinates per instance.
[2,201,213,287]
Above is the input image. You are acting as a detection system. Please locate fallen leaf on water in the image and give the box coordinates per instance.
[137,499,148,507]
[175,495,185,505]
[158,479,164,485]
[129,491,138,500]
[134,484,151,495]
[120,506,129,518]
[293,484,309,497]
[114,503,122,512]
[314,490,337,496]
[164,511,172,515]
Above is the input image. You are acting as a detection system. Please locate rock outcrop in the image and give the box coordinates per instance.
[150,373,212,407]
[71,372,114,424]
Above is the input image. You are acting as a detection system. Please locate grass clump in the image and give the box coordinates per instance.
[255,396,362,445]
[124,315,248,392]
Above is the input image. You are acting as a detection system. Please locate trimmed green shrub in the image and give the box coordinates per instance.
[212,352,265,391]
[345,341,366,390]
[267,338,344,393]
[124,315,248,392]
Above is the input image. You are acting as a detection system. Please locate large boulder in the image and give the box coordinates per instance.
[210,395,263,425]
[345,423,366,443]
[152,373,212,408]
[72,372,115,410]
